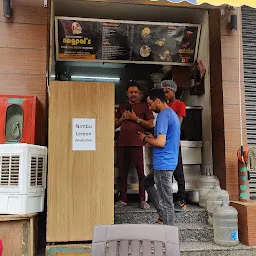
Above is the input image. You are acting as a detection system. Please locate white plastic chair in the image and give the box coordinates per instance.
[92,224,180,256]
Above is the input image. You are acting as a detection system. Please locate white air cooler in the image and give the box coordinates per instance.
[0,143,47,214]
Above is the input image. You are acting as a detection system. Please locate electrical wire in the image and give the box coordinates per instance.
[238,8,243,149]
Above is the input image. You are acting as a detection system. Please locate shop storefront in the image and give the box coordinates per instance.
[41,0,255,248]
[0,0,256,255]
[47,0,214,243]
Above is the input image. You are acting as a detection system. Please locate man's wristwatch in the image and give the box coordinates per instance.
[136,118,141,124]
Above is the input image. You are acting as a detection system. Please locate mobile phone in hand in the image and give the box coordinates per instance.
[125,104,132,112]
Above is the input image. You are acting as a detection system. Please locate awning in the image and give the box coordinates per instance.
[166,0,256,7]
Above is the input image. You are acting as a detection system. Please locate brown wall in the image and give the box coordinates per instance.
[0,0,48,145]
[210,9,247,200]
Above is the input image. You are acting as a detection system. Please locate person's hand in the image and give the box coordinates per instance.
[124,110,137,122]
[145,132,154,139]
[137,131,146,142]
[120,113,126,122]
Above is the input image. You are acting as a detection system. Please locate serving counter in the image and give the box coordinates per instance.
[114,141,202,195]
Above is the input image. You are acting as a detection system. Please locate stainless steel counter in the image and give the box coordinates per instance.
[114,141,202,194]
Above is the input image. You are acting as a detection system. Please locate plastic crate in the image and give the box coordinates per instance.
[0,144,47,214]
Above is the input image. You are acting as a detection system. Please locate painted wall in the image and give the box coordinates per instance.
[182,11,213,175]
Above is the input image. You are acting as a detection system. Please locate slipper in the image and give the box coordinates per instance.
[139,201,150,209]
[154,217,163,224]
[115,200,127,207]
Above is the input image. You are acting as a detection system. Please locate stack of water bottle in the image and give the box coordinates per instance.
[198,172,239,246]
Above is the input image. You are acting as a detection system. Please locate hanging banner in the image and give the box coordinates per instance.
[55,16,201,66]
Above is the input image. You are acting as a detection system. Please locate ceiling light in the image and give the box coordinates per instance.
[71,76,120,82]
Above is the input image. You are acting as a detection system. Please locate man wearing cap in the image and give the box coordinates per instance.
[162,80,186,211]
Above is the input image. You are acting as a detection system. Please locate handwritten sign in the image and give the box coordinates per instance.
[72,118,96,151]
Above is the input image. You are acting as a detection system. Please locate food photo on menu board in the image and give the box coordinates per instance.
[55,17,201,66]
[132,24,199,64]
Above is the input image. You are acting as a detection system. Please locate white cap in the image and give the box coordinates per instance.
[160,80,177,92]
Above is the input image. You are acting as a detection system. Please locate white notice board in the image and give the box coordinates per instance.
[72,118,96,151]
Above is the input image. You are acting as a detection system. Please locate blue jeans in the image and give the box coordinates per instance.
[152,170,175,225]
[143,147,185,204]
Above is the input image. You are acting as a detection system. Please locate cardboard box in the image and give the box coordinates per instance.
[231,201,256,246]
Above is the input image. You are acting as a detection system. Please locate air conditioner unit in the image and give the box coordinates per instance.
[0,144,47,214]
[0,95,37,144]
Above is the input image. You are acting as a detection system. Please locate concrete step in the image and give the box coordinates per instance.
[44,242,256,256]
[180,242,256,256]
[178,223,213,242]
[115,203,213,243]
[114,203,208,225]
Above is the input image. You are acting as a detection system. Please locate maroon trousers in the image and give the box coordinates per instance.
[117,146,146,203]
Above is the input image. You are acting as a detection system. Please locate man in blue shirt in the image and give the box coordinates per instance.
[138,88,180,225]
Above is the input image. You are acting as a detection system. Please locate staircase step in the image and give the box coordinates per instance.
[176,206,208,224]
[180,242,256,256]
[178,223,213,242]
[44,240,256,256]
[114,205,158,224]
[115,203,208,225]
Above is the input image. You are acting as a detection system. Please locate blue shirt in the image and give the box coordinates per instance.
[153,108,180,171]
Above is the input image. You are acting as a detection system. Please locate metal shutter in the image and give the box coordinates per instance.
[242,7,256,146]
[242,7,256,200]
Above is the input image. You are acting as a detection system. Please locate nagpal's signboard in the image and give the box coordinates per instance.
[55,16,201,66]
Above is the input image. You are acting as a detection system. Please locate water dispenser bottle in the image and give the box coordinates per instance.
[213,198,239,246]
[207,180,229,225]
[198,170,217,208]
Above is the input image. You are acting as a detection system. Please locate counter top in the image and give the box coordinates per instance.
[119,141,203,148]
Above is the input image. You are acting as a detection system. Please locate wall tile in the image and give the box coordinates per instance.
[0,0,48,24]
[0,48,46,75]
[0,23,47,49]
[223,81,245,105]
[222,58,244,82]
[224,104,247,130]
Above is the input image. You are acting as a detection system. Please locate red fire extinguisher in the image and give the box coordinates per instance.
[0,239,3,256]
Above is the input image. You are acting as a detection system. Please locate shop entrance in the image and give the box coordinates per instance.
[46,0,213,245]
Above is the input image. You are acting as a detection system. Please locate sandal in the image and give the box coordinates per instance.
[154,217,163,224]
[139,201,150,209]
[115,200,127,207]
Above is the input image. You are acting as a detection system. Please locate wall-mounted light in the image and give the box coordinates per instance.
[230,14,238,32]
[3,0,11,17]
[71,76,120,82]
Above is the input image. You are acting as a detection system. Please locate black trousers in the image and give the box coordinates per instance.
[143,147,186,202]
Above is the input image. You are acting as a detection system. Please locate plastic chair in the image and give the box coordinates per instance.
[92,224,180,256]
